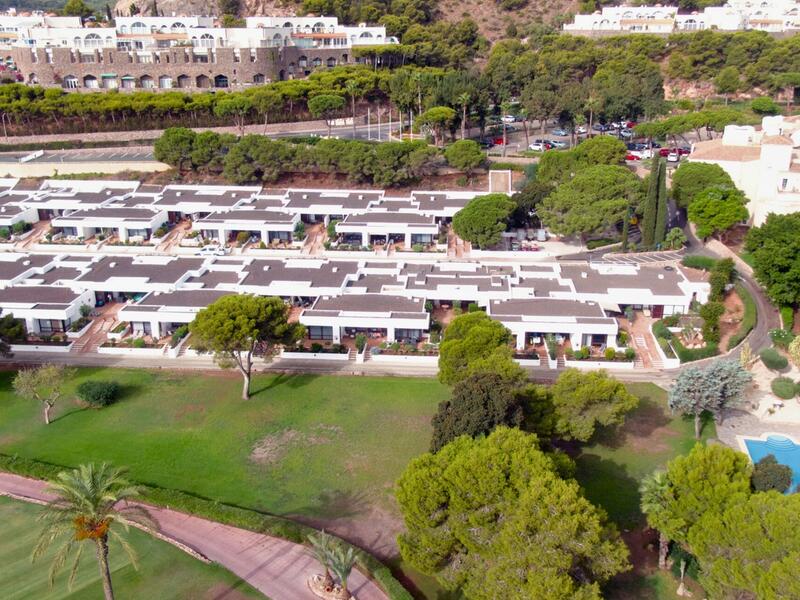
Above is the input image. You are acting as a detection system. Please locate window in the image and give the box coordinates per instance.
[159,75,172,89]
[131,21,147,34]
[140,75,154,89]
[307,326,332,340]
[37,319,66,334]
[213,74,229,88]
[782,178,789,189]
[62,75,78,89]
[253,73,265,84]
[83,75,98,88]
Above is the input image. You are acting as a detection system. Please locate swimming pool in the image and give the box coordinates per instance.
[743,434,800,492]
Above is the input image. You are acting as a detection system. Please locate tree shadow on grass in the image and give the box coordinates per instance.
[591,397,672,450]
[250,373,319,398]
[291,488,372,521]
[575,453,643,529]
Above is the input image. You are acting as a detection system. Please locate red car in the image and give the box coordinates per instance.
[625,153,641,161]
[659,147,691,157]
[492,136,506,145]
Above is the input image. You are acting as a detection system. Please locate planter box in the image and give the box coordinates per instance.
[280,350,350,361]
[66,320,93,339]
[369,353,439,366]
[513,357,541,367]
[11,342,73,353]
[107,325,128,341]
[650,330,682,370]
[97,345,166,357]
[564,359,635,370]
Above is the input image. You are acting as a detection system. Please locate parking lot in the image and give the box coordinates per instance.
[0,148,156,164]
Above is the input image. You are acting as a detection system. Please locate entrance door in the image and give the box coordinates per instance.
[651,305,664,319]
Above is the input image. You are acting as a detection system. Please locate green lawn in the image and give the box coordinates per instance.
[0,496,262,600]
[0,369,447,522]
[574,383,715,600]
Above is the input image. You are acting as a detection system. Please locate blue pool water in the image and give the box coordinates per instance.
[744,434,800,492]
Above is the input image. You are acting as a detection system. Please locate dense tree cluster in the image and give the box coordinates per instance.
[155,128,442,187]
[745,213,800,307]
[452,193,515,249]
[642,443,800,599]
[397,427,630,599]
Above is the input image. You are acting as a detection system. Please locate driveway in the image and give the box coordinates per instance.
[0,472,389,600]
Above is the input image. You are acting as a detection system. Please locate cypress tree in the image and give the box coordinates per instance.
[641,159,659,248]
[654,158,668,246]
[621,208,630,252]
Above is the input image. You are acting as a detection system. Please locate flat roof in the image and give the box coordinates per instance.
[307,293,426,315]
[490,298,607,318]
[54,207,160,222]
[340,212,435,226]
[138,289,231,308]
[75,256,203,284]
[0,285,80,306]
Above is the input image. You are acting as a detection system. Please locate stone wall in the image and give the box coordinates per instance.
[10,45,354,90]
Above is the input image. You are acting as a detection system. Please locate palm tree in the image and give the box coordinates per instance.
[329,543,357,600]
[639,470,672,570]
[344,80,360,138]
[33,463,154,600]
[456,92,470,140]
[308,529,335,591]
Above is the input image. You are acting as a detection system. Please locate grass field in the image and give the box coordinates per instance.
[0,496,262,600]
[0,369,712,599]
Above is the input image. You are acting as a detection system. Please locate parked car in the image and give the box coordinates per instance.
[551,128,568,136]
[626,121,638,129]
[592,123,609,132]
[195,246,228,256]
[477,140,494,149]
[625,153,641,161]
[619,129,634,139]
[667,151,680,162]
[501,114,517,124]
[576,125,588,134]
[627,142,647,151]
[678,146,691,155]
[658,147,671,157]
[628,148,653,159]
[528,142,548,152]
[548,139,568,149]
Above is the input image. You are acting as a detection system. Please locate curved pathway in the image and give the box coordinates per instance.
[0,472,389,600]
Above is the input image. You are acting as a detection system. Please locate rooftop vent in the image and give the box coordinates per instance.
[22,260,30,266]
[176,191,182,197]
[581,272,587,278]
[658,274,664,279]
[358,194,363,200]
[332,267,338,272]
[109,262,116,268]
[303,194,308,199]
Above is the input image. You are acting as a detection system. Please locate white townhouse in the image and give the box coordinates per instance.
[119,288,230,338]
[0,284,93,335]
[52,206,168,242]
[688,115,800,226]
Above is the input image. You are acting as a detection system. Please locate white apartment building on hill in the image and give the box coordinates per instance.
[687,115,800,225]
[564,1,800,34]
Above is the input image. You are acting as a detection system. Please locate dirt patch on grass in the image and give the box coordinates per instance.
[204,582,258,600]
[719,290,745,352]
[174,403,207,421]
[594,399,676,454]
[250,425,342,465]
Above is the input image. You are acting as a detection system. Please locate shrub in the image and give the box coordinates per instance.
[604,347,616,360]
[259,241,267,249]
[751,454,792,493]
[616,330,629,346]
[171,325,189,347]
[770,328,795,349]
[355,333,367,352]
[132,338,146,349]
[236,231,250,244]
[781,306,795,331]
[154,226,168,238]
[412,243,424,252]
[681,255,717,271]
[625,348,636,361]
[760,348,788,371]
[771,377,797,399]
[789,336,800,367]
[652,320,673,341]
[0,227,9,239]
[751,96,780,115]
[467,302,482,313]
[76,380,120,407]
[699,301,725,344]
[11,220,27,234]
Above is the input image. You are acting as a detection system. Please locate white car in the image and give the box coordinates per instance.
[576,125,588,134]
[195,245,228,257]
[501,115,516,124]
[667,151,680,163]
[528,142,546,152]
[628,148,653,160]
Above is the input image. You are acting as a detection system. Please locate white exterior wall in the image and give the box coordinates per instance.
[300,311,429,342]
[0,288,93,333]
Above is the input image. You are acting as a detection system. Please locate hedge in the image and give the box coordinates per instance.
[726,283,757,350]
[770,328,796,349]
[771,377,798,400]
[681,255,717,271]
[0,454,412,600]
[781,305,795,331]
[652,319,719,363]
[760,348,789,371]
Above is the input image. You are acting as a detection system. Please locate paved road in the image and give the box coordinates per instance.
[0,472,388,600]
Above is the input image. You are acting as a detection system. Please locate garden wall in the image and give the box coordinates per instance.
[369,353,439,366]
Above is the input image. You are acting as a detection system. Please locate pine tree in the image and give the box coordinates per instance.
[641,160,659,248]
[654,158,668,246]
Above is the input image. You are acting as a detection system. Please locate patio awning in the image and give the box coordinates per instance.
[121,76,135,80]
[100,73,117,78]
[597,300,621,313]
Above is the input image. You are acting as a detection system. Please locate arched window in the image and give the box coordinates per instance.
[159,75,172,89]
[312,57,321,67]
[73,36,82,47]
[214,74,228,88]
[272,33,282,45]
[359,31,373,38]
[326,57,336,67]
[62,74,78,89]
[199,33,214,48]
[196,74,210,88]
[140,75,154,89]
[131,21,147,34]
[253,73,265,84]
[171,22,186,31]
[119,25,128,34]
[283,21,293,28]
[83,75,98,88]
[176,74,190,88]
[298,55,307,67]
[313,21,325,32]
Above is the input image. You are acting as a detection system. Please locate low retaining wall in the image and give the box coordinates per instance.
[97,345,166,357]
[513,357,541,367]
[10,342,73,353]
[66,320,92,339]
[564,359,635,370]
[369,353,438,366]
[280,350,350,361]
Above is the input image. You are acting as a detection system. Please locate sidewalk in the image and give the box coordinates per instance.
[0,472,388,600]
